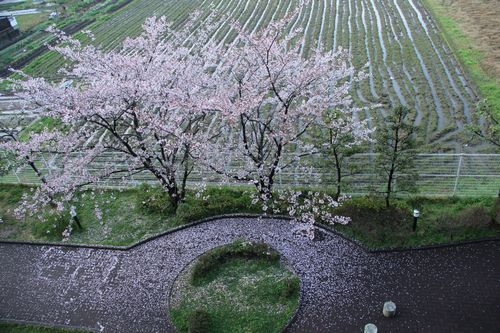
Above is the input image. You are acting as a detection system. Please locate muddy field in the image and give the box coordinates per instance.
[433,0,500,83]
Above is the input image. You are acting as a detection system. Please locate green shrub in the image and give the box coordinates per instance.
[280,277,300,300]
[176,187,259,222]
[493,198,500,225]
[191,240,280,286]
[457,205,493,227]
[436,205,492,231]
[175,201,206,222]
[188,310,210,333]
[344,196,386,211]
[136,184,175,215]
[0,184,31,205]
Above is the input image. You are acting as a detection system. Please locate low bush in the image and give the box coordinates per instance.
[176,187,260,222]
[0,184,32,205]
[493,198,500,225]
[435,205,493,235]
[455,205,493,227]
[333,195,499,247]
[191,240,280,286]
[187,310,210,333]
[333,198,412,248]
[280,277,300,300]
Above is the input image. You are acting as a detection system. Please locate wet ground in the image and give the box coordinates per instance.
[0,217,499,332]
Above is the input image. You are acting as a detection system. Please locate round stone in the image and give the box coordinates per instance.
[364,323,378,333]
[383,301,397,317]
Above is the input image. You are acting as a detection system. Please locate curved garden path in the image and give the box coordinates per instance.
[0,217,499,332]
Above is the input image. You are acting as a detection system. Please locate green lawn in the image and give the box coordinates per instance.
[0,184,498,249]
[0,322,89,333]
[0,184,261,246]
[169,240,300,333]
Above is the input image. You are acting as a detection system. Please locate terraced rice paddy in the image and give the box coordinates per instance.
[18,0,481,150]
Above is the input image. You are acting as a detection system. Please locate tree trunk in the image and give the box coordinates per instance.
[255,174,274,204]
[333,147,341,201]
[73,215,83,229]
[386,167,394,208]
[386,117,401,208]
[166,181,180,211]
[179,146,191,202]
[27,158,84,229]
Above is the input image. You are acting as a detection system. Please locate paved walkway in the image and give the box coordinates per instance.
[0,9,41,16]
[0,217,499,332]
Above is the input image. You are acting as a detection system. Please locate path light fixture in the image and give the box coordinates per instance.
[383,301,397,317]
[412,209,420,232]
[364,323,377,333]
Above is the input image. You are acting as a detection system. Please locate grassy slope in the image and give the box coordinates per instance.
[334,196,499,248]
[0,184,261,246]
[0,184,498,249]
[423,0,500,116]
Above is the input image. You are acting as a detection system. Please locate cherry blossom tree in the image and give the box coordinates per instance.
[205,15,367,203]
[1,6,370,236]
[0,115,84,228]
[2,15,221,216]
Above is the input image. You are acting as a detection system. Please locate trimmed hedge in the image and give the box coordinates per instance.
[190,240,280,286]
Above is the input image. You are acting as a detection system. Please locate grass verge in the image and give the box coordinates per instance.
[0,184,262,246]
[332,196,499,248]
[169,240,300,333]
[0,184,498,249]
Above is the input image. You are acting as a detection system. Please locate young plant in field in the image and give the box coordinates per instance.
[315,109,372,200]
[375,105,418,207]
[466,100,500,148]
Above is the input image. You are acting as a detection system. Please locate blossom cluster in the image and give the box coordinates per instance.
[275,190,350,240]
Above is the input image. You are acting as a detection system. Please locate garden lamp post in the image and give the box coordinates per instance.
[412,209,420,232]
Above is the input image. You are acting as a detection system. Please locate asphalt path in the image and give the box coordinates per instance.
[0,217,499,332]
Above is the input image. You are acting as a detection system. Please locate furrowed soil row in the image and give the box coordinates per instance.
[7,0,481,150]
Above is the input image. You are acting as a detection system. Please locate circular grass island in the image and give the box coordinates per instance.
[169,240,301,333]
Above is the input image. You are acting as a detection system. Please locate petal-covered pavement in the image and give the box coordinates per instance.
[0,217,499,332]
